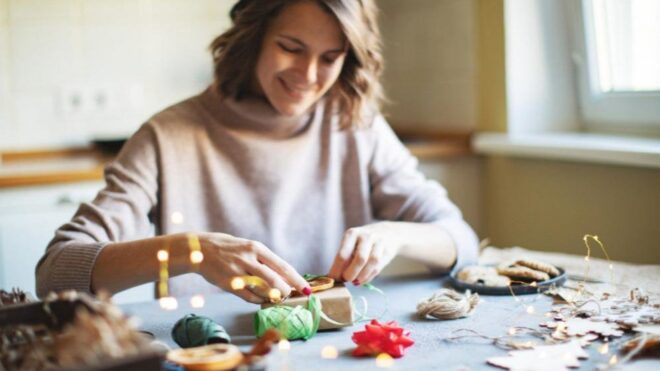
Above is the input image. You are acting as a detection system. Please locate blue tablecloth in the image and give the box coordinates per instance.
[121,274,659,370]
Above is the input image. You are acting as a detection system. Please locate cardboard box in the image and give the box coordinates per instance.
[261,283,353,330]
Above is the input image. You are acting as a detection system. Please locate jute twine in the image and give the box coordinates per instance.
[416,289,480,320]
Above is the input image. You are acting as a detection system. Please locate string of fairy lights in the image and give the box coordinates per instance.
[500,234,619,366]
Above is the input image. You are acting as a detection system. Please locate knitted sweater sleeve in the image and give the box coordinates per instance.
[35,123,160,297]
[367,115,479,274]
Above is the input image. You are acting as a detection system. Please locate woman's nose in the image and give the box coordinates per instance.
[295,56,318,85]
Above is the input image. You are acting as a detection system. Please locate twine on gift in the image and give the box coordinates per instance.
[416,289,480,320]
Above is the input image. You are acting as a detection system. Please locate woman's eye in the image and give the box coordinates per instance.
[322,56,337,65]
[278,43,302,54]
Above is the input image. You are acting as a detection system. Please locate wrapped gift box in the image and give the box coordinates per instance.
[261,283,353,330]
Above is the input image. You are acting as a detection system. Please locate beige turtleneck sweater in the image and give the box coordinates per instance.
[35,86,478,297]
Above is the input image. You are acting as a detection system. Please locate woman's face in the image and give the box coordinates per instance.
[255,1,347,116]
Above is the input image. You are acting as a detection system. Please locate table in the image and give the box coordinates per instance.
[122,273,659,370]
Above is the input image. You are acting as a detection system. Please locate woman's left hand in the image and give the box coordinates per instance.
[328,222,401,285]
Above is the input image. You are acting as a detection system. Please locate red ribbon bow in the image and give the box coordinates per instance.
[351,319,414,358]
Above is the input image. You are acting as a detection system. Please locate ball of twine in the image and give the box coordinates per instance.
[171,313,231,348]
[417,289,480,320]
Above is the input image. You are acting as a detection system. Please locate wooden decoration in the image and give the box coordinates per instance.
[564,318,623,338]
[487,340,588,370]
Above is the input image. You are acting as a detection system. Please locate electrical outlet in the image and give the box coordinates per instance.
[57,85,88,116]
[56,82,144,118]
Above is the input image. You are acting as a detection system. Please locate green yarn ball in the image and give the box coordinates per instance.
[254,295,321,341]
[172,313,231,348]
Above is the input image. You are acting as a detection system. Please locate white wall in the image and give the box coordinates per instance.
[505,0,580,134]
[0,0,233,150]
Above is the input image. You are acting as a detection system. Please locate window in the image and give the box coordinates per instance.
[576,0,660,132]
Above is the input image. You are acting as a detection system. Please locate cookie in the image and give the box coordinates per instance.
[497,266,550,282]
[458,266,511,287]
[516,259,560,277]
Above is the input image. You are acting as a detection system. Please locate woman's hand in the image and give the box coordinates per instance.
[327,222,401,285]
[197,232,311,303]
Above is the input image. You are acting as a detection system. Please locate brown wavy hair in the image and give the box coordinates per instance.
[209,0,385,129]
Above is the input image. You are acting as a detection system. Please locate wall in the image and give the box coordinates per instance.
[379,0,477,132]
[484,157,660,264]
[0,0,232,150]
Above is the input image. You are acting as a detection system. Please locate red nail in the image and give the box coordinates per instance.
[353,280,360,286]
[302,287,312,296]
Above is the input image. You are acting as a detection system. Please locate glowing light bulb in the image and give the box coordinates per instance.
[376,353,394,368]
[508,328,517,335]
[231,277,246,290]
[584,256,590,262]
[609,355,618,365]
[190,295,205,308]
[159,296,178,310]
[190,251,204,264]
[278,339,291,352]
[171,212,184,224]
[526,305,535,314]
[599,343,609,354]
[609,264,613,270]
[555,324,566,336]
[157,250,169,262]
[321,345,338,359]
[268,288,282,302]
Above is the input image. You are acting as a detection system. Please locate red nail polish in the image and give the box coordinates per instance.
[353,280,360,286]
[302,287,312,296]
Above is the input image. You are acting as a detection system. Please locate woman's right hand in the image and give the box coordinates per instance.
[196,232,311,303]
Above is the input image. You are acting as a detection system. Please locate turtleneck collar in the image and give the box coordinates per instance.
[198,83,318,138]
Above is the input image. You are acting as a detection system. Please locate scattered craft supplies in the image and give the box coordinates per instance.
[0,288,32,306]
[0,290,161,371]
[167,343,243,371]
[541,317,624,338]
[416,288,480,320]
[167,329,281,371]
[351,320,414,358]
[487,340,588,371]
[171,313,231,348]
[622,334,660,358]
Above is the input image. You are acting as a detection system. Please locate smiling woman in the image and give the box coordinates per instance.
[35,0,478,302]
[210,0,383,128]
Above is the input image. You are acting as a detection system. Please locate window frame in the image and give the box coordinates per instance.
[573,0,660,133]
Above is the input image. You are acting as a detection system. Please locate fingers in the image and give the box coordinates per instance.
[328,228,359,281]
[216,268,266,304]
[355,242,384,284]
[248,262,292,298]
[341,235,374,283]
[252,242,311,295]
[232,289,266,304]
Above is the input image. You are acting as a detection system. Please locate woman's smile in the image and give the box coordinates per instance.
[278,77,311,100]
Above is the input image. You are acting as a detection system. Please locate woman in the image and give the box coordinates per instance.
[36,0,478,303]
